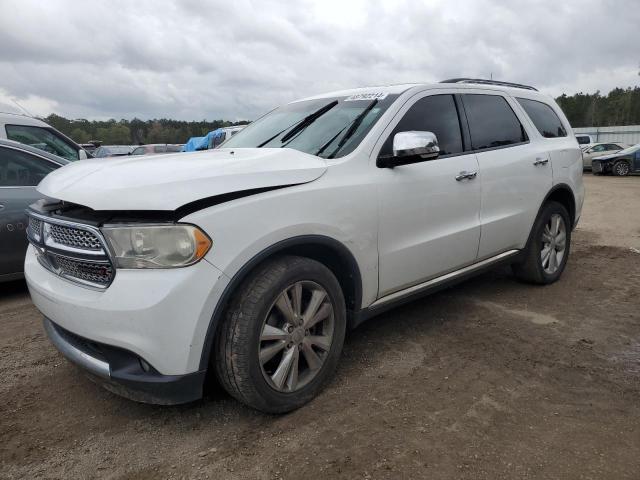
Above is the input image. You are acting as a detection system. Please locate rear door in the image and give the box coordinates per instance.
[375,93,481,296]
[0,146,60,276]
[461,93,552,259]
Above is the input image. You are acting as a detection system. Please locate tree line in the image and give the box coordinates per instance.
[44,114,249,145]
[555,87,640,127]
[43,86,640,145]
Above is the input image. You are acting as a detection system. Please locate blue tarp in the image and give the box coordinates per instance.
[182,128,224,152]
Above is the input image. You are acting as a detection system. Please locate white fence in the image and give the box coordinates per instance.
[573,125,640,145]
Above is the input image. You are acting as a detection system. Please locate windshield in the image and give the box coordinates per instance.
[222,94,399,158]
[616,144,640,155]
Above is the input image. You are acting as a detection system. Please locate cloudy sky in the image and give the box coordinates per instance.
[0,0,637,121]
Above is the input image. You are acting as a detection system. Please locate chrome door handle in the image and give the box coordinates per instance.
[533,157,549,166]
[455,171,478,181]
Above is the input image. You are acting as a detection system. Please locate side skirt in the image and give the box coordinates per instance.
[351,249,521,328]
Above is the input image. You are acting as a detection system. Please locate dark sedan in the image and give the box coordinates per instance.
[592,144,640,176]
[0,139,69,281]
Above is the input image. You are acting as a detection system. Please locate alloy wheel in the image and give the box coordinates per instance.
[615,162,630,176]
[541,213,566,275]
[258,281,335,392]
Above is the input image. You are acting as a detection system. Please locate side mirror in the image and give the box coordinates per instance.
[378,131,440,168]
[78,149,88,160]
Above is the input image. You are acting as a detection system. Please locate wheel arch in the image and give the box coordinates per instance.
[198,235,363,370]
[543,183,576,227]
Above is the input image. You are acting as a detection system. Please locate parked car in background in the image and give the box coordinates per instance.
[575,134,594,146]
[581,142,627,169]
[0,112,90,161]
[79,143,99,155]
[592,144,640,176]
[130,144,183,156]
[0,139,68,282]
[25,79,583,413]
[93,145,134,158]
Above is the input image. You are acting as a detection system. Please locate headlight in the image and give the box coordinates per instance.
[102,224,212,269]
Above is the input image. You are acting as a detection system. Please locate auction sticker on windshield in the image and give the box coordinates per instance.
[344,92,388,101]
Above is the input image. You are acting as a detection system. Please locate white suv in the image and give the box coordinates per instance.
[25,79,584,412]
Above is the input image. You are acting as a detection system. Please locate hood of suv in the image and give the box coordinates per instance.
[592,154,618,162]
[37,148,327,211]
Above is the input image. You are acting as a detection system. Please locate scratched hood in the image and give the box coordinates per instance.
[37,148,327,211]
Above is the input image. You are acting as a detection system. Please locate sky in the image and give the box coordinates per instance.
[0,0,638,121]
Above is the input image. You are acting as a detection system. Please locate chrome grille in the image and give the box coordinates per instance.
[27,211,115,289]
[49,253,114,286]
[28,217,42,240]
[48,224,102,250]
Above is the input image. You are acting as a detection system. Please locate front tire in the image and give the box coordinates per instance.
[613,161,630,176]
[214,255,346,413]
[512,201,571,285]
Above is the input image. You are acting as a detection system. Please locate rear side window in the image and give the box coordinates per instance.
[0,147,58,186]
[379,94,463,157]
[5,124,79,160]
[462,94,528,150]
[516,98,567,138]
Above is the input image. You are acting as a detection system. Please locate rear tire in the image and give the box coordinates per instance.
[613,161,630,176]
[512,201,571,285]
[214,255,346,413]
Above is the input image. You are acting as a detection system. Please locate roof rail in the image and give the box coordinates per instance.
[440,78,538,91]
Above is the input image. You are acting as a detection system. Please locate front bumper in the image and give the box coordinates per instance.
[25,244,230,377]
[44,318,206,404]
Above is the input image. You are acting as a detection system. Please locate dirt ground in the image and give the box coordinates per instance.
[1,174,639,480]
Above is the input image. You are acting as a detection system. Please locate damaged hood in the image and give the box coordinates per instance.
[37,148,327,211]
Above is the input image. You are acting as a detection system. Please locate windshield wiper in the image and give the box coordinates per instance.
[324,99,378,159]
[256,100,338,148]
[280,100,339,144]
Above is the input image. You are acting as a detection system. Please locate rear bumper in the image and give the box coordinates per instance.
[44,317,206,405]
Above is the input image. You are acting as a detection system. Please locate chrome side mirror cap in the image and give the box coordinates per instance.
[393,131,440,160]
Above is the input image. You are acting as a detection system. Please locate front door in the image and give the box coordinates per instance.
[375,93,481,297]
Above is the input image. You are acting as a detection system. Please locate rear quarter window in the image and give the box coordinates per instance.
[516,98,567,138]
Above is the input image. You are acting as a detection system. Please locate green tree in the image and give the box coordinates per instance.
[70,128,90,143]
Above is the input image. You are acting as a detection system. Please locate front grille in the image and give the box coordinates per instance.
[27,211,115,289]
[28,217,42,240]
[48,223,102,250]
[49,253,114,285]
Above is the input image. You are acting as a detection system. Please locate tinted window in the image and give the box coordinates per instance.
[166,145,182,152]
[379,94,463,157]
[516,98,567,138]
[463,95,528,150]
[576,135,591,145]
[153,145,167,153]
[0,147,58,186]
[604,144,622,151]
[5,124,78,160]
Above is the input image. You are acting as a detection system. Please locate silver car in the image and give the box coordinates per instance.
[0,139,69,281]
[582,142,627,169]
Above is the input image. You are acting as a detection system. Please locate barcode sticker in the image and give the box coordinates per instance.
[344,92,388,101]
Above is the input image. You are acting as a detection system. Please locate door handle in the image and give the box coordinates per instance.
[0,204,4,211]
[455,171,478,181]
[533,157,549,166]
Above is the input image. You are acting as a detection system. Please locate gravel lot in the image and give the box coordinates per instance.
[1,174,639,480]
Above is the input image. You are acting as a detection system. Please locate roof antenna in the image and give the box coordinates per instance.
[11,98,33,117]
